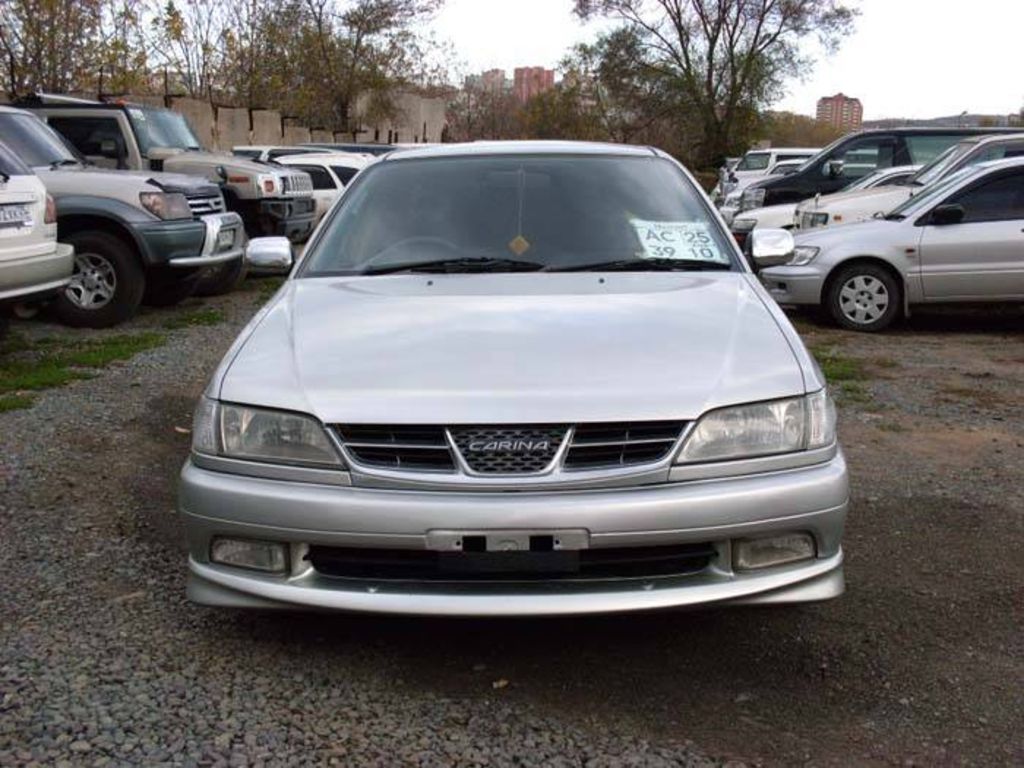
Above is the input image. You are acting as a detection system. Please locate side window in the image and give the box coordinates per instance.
[293,165,336,190]
[971,142,1024,164]
[824,137,897,180]
[947,171,1024,223]
[905,135,959,165]
[47,116,127,167]
[330,166,359,186]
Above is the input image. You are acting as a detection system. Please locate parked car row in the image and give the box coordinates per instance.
[0,96,378,332]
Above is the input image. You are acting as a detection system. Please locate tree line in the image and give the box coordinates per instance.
[0,0,446,131]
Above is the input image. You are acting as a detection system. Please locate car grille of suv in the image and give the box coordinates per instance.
[332,421,687,478]
[307,542,716,582]
[449,425,568,474]
[281,173,313,196]
[186,194,226,217]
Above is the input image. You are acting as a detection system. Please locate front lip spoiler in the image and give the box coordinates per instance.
[187,550,844,616]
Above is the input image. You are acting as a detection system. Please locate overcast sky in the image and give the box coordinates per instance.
[428,0,1024,120]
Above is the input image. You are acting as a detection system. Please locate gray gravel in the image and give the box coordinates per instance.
[0,289,720,767]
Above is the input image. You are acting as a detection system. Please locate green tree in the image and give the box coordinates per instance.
[575,0,857,167]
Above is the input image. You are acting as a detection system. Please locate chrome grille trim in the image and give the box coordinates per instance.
[186,195,226,217]
[281,173,314,196]
[449,425,569,475]
[565,422,686,471]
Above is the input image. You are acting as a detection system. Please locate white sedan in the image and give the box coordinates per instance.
[274,152,374,222]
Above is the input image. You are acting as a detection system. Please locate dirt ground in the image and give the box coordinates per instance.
[2,290,1022,766]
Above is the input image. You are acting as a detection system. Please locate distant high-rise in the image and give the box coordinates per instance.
[816,93,863,131]
[513,67,555,103]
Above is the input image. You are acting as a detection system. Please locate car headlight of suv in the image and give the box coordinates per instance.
[139,192,192,220]
[256,173,282,197]
[676,390,836,464]
[788,245,820,266]
[740,187,766,211]
[192,397,343,467]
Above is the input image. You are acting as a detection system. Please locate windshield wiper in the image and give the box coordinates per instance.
[362,256,546,275]
[883,212,906,221]
[49,159,80,169]
[550,258,732,273]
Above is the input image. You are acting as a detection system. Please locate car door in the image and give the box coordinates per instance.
[917,168,1024,299]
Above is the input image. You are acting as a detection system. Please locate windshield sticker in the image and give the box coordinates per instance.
[508,235,530,256]
[128,108,146,121]
[630,220,726,263]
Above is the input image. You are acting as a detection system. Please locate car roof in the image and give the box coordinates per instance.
[276,152,371,165]
[383,140,659,161]
[958,132,1024,147]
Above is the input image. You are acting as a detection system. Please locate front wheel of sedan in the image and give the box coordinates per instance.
[825,264,900,332]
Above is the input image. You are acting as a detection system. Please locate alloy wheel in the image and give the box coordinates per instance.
[66,252,117,310]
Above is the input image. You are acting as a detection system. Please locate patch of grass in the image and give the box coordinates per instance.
[0,393,35,412]
[0,332,166,403]
[808,344,866,383]
[248,276,286,303]
[162,308,225,330]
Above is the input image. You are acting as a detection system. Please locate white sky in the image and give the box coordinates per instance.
[428,0,1024,120]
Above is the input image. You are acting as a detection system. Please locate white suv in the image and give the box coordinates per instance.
[0,142,73,330]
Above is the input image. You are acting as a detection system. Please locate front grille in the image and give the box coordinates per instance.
[450,425,568,474]
[281,173,313,196]
[334,425,456,472]
[186,195,226,217]
[564,422,685,470]
[308,542,716,582]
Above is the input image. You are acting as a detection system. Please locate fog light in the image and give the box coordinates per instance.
[734,533,815,571]
[210,538,288,573]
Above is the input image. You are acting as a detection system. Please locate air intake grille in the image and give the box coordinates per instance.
[564,422,686,470]
[334,425,455,472]
[186,195,226,217]
[450,425,568,474]
[282,173,313,195]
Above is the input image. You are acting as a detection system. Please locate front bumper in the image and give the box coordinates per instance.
[135,213,245,268]
[235,198,316,243]
[0,242,74,304]
[180,451,849,616]
[759,265,827,306]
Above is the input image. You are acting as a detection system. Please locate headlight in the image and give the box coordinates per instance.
[740,187,766,211]
[676,390,836,464]
[256,173,281,197]
[789,245,820,266]
[139,192,192,220]
[192,397,343,467]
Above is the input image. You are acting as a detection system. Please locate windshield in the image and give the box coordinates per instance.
[910,142,970,187]
[128,107,203,153]
[301,154,737,276]
[735,152,770,171]
[886,164,979,218]
[0,112,79,167]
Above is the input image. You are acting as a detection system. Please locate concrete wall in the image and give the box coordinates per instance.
[282,120,311,146]
[352,91,447,144]
[216,106,251,149]
[170,97,217,150]
[251,110,283,144]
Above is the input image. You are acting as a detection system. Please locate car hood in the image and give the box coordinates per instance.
[160,150,275,176]
[794,216,902,247]
[33,165,220,196]
[218,273,808,424]
[800,186,911,213]
[734,203,797,228]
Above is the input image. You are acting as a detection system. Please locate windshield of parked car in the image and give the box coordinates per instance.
[0,112,80,167]
[735,152,770,171]
[0,139,32,177]
[886,164,979,219]
[128,107,203,153]
[909,142,971,187]
[301,154,737,276]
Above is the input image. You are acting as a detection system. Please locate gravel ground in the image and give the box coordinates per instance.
[1,287,1022,767]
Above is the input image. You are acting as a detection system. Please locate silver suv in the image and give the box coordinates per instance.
[181,142,847,616]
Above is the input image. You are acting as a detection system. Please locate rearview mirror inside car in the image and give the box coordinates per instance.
[749,228,795,269]
[930,203,965,226]
[246,237,293,272]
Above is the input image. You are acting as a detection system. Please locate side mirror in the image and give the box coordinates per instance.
[827,159,845,179]
[930,203,965,226]
[749,228,795,269]
[246,237,293,272]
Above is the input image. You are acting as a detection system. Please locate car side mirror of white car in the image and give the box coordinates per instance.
[749,228,795,269]
[930,203,965,226]
[246,237,293,271]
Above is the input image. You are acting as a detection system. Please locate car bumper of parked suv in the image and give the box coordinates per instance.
[234,198,316,243]
[180,450,848,616]
[0,242,74,304]
[759,265,826,306]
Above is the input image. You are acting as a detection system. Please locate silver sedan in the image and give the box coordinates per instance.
[181,141,847,616]
[759,157,1024,331]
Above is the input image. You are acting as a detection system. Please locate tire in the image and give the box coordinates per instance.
[825,263,901,332]
[54,231,145,328]
[142,268,202,307]
[193,257,248,297]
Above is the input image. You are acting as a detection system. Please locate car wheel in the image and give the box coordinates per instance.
[142,268,202,307]
[826,263,900,332]
[193,258,248,297]
[54,232,144,328]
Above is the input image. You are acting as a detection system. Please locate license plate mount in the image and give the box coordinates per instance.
[216,228,236,250]
[426,529,589,553]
